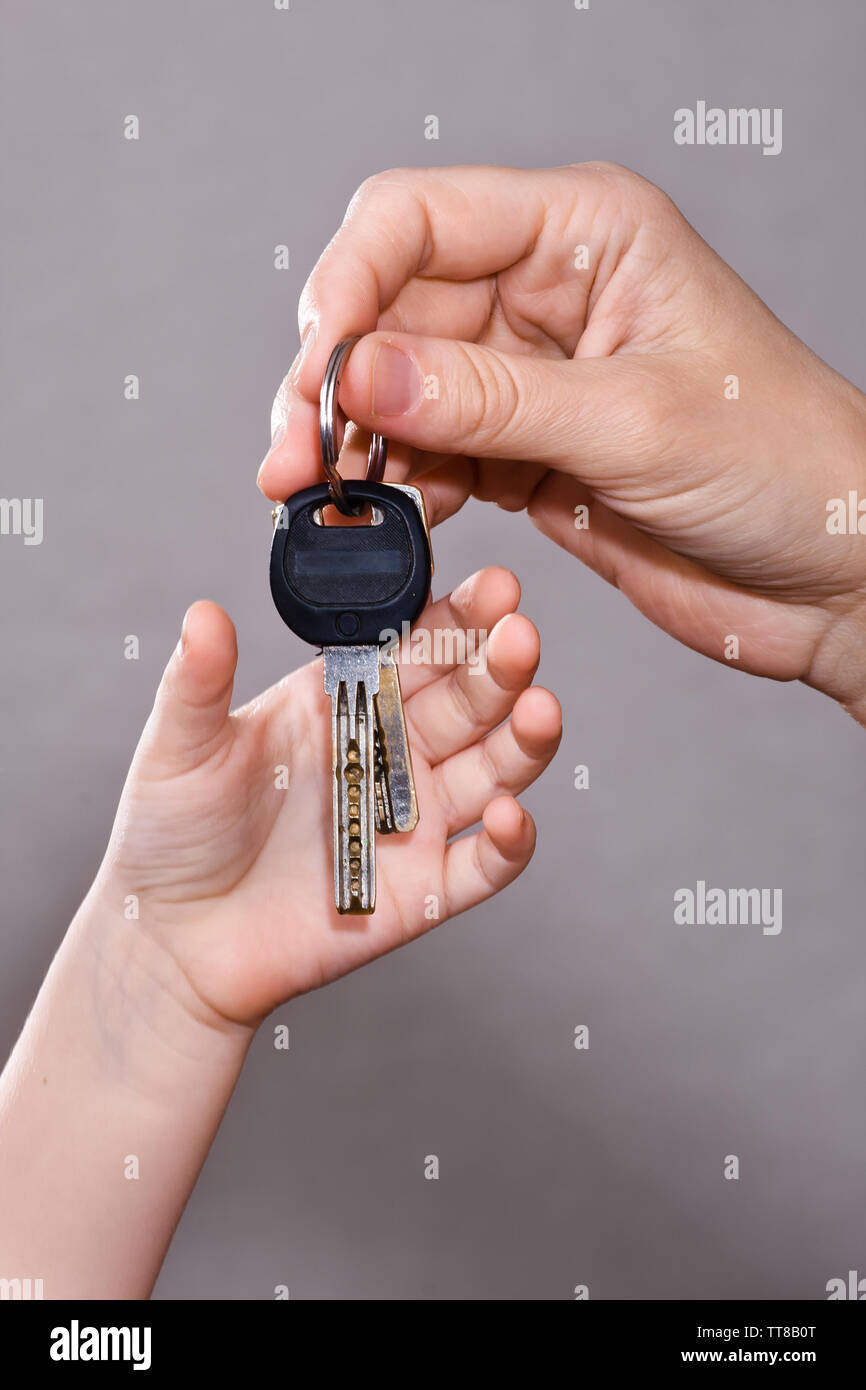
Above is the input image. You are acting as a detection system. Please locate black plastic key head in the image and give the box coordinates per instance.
[270,480,432,647]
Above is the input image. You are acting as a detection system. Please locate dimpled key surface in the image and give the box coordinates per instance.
[323,645,379,913]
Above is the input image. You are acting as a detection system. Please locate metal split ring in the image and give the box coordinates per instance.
[320,335,388,514]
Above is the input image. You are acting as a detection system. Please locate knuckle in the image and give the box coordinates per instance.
[568,161,679,230]
[631,374,669,433]
[346,171,387,212]
[346,167,413,216]
[619,365,683,458]
[569,158,629,181]
[431,763,460,835]
[342,170,430,266]
[457,345,523,452]
[472,832,500,893]
[479,735,506,797]
[447,666,487,734]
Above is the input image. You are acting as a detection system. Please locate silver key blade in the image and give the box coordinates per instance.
[375,648,419,833]
[323,646,379,915]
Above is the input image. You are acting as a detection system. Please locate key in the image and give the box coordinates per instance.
[372,483,433,835]
[270,479,433,913]
[271,481,431,909]
[374,645,417,834]
[323,643,379,912]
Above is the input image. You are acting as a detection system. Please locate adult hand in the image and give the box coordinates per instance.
[258,164,866,720]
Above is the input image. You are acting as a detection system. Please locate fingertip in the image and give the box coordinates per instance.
[483,796,536,860]
[511,686,564,750]
[487,565,522,611]
[256,390,321,500]
[256,453,282,500]
[177,601,238,696]
[450,565,521,622]
[489,610,540,675]
[181,598,236,645]
[145,602,238,768]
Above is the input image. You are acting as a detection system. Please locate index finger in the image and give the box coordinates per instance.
[293,164,581,404]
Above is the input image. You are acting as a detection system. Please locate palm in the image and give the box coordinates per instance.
[189,660,456,1019]
[105,576,561,1026]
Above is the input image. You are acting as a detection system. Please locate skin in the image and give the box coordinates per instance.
[0,570,561,1296]
[259,162,866,725]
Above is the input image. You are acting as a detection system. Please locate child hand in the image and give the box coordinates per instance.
[95,565,561,1029]
[0,565,558,1298]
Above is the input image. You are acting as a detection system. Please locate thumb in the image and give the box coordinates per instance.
[141,601,238,771]
[336,330,686,483]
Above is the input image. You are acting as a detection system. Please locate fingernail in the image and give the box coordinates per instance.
[371,342,423,416]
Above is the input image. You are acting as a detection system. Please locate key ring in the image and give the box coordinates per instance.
[320,335,388,514]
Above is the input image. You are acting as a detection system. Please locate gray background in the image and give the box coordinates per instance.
[2,0,864,1300]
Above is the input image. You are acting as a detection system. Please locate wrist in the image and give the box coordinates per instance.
[69,879,255,1104]
[0,883,255,1298]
